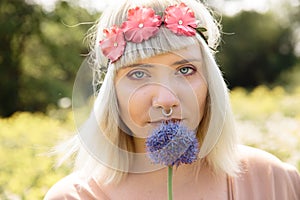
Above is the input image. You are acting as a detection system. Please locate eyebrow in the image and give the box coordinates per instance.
[170,58,201,66]
[124,58,201,68]
[124,63,153,69]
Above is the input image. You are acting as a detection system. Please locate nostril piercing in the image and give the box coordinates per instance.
[162,108,173,117]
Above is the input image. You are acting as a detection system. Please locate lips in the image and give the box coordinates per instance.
[149,118,182,124]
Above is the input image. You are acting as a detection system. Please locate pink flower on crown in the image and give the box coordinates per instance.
[164,3,197,36]
[121,6,162,43]
[99,25,126,62]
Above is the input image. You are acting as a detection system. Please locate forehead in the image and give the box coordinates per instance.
[124,44,202,67]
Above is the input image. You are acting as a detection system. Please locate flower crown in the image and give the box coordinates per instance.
[99,3,208,63]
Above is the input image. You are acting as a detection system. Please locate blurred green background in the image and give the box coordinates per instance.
[0,0,299,199]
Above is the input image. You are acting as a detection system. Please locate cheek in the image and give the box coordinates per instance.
[117,86,151,126]
[195,84,207,113]
[128,89,151,125]
[186,78,208,125]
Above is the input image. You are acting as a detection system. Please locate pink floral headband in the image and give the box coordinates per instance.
[99,3,208,63]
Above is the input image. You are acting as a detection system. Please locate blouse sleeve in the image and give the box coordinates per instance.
[283,162,300,199]
[234,145,300,200]
[44,174,81,200]
[44,173,108,200]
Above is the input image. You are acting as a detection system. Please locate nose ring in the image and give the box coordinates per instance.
[162,108,173,117]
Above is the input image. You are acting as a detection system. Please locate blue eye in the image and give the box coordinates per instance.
[128,70,148,80]
[133,71,144,78]
[178,66,195,75]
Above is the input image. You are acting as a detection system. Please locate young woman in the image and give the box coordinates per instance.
[45,0,300,199]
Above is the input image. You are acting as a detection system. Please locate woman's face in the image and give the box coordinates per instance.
[115,44,208,138]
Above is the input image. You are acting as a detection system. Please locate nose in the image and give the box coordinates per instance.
[152,85,179,111]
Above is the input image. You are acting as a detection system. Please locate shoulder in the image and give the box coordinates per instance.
[234,145,300,199]
[44,173,82,200]
[238,145,298,173]
[44,172,109,200]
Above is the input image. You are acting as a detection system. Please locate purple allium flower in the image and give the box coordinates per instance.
[146,121,199,167]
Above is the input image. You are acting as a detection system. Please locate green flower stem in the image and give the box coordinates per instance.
[168,166,173,200]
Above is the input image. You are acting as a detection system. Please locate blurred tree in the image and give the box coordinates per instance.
[0,0,42,117]
[276,3,300,90]
[217,11,297,88]
[20,1,98,113]
[0,0,99,117]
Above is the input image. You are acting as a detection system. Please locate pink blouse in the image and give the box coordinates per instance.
[44,146,300,200]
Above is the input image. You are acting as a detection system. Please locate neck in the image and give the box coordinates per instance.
[133,137,147,153]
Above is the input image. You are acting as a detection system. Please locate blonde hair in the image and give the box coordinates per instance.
[59,0,240,185]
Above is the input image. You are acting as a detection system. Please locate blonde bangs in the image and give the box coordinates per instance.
[114,28,199,70]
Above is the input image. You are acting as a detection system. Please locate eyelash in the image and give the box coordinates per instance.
[127,64,196,80]
[127,70,149,80]
[177,65,196,76]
